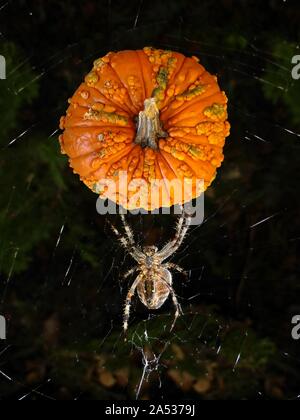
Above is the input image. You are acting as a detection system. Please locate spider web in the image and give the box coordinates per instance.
[0,0,300,400]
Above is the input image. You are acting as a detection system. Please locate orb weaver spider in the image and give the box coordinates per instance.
[110,209,192,338]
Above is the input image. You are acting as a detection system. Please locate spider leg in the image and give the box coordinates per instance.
[123,275,143,341]
[158,210,192,261]
[159,275,183,333]
[109,219,145,263]
[120,214,135,245]
[120,215,145,262]
[169,287,184,332]
[124,267,139,279]
[164,263,188,280]
[108,221,130,250]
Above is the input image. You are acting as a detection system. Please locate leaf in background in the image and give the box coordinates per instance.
[0,41,39,143]
[262,40,300,125]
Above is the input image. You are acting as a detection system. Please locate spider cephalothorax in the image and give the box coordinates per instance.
[110,210,192,338]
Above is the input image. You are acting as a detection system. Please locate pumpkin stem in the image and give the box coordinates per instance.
[135,98,167,150]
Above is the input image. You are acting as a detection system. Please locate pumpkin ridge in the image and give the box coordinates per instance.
[170,135,224,150]
[157,153,173,199]
[167,57,206,99]
[83,108,130,126]
[126,147,143,182]
[160,58,207,113]
[63,121,135,130]
[62,125,134,139]
[165,94,228,128]
[157,152,199,206]
[137,50,156,99]
[156,156,172,202]
[91,60,136,115]
[158,149,180,178]
[93,86,134,116]
[69,84,131,115]
[67,101,134,127]
[64,129,135,159]
[161,88,222,123]
[143,47,179,109]
[109,50,147,109]
[68,101,131,117]
[160,147,197,178]
[135,50,147,103]
[93,91,133,116]
[163,54,187,97]
[175,84,207,101]
[154,154,167,184]
[106,59,140,115]
[66,147,105,160]
[162,86,208,117]
[130,147,144,176]
[87,144,137,177]
[162,149,213,182]
[159,55,187,110]
[66,116,132,129]
[132,147,145,179]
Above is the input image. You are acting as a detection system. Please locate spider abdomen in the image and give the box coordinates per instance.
[137,269,172,310]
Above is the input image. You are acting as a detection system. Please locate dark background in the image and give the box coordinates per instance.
[0,0,300,400]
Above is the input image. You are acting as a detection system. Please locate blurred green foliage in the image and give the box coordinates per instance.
[0,42,38,140]
[263,40,300,125]
[0,41,65,273]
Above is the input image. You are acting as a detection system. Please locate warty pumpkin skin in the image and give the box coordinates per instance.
[59,47,230,210]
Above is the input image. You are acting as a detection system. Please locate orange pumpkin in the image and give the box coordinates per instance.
[59,47,230,210]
